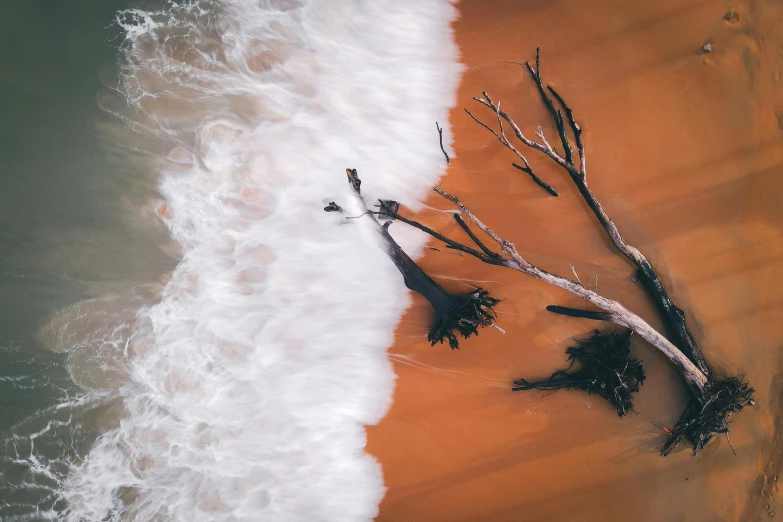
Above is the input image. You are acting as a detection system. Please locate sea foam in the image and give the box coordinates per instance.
[59,0,461,520]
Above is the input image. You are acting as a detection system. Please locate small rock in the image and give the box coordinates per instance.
[768,510,775,518]
[724,11,739,22]
[702,43,713,53]
[766,504,771,511]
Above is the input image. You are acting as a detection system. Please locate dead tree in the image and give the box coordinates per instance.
[324,51,753,454]
[457,49,756,454]
[465,48,710,379]
[338,170,705,396]
[331,169,499,350]
[335,167,753,455]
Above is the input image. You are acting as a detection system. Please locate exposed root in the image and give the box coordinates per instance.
[337,169,502,350]
[428,289,500,350]
[661,377,755,456]
[512,329,645,417]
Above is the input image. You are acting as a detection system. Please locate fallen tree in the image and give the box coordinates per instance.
[328,50,754,456]
[328,169,500,350]
[465,48,711,378]
[458,48,755,454]
[342,167,752,455]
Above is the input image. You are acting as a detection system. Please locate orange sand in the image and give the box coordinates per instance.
[367,0,783,520]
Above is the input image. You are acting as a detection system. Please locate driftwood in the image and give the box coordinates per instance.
[326,52,753,455]
[466,48,710,378]
[458,49,755,454]
[431,186,710,400]
[337,170,705,391]
[336,169,499,349]
[388,178,751,455]
[513,329,645,417]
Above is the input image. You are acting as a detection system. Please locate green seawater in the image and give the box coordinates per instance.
[0,1,174,517]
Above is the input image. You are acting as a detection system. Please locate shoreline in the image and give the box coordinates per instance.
[368,0,783,520]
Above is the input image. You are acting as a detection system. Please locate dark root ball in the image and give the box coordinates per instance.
[512,329,646,417]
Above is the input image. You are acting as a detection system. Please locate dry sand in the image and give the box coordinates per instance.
[367,0,783,520]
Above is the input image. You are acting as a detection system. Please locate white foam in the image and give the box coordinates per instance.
[61,0,461,520]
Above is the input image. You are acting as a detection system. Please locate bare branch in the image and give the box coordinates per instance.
[435,122,450,165]
[466,103,559,197]
[370,204,499,265]
[452,214,501,260]
[547,85,585,177]
[468,50,711,377]
[433,187,517,259]
[464,108,504,143]
[432,186,709,399]
[338,169,501,350]
[536,125,556,156]
[511,162,558,197]
[471,95,571,170]
[525,47,573,164]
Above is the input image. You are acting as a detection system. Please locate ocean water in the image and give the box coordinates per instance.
[0,0,461,520]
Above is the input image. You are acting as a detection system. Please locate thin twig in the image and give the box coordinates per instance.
[465,104,559,196]
[490,323,507,334]
[370,208,496,264]
[726,432,737,455]
[453,214,500,259]
[570,264,582,285]
[511,162,559,197]
[436,122,450,165]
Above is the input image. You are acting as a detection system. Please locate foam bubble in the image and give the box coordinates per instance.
[57,0,461,520]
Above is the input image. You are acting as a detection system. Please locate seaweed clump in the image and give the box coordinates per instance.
[512,329,645,417]
[661,377,754,456]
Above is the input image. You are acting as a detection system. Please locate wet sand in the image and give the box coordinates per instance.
[367,0,783,520]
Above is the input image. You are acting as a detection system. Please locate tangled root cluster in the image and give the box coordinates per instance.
[661,377,754,456]
[513,329,646,417]
[428,289,500,350]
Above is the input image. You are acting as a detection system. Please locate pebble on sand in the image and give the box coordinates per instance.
[702,43,712,52]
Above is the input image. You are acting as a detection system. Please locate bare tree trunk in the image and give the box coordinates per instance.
[338,169,499,350]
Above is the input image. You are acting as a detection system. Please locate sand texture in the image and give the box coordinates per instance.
[367,0,783,520]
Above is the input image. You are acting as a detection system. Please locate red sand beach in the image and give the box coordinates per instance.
[367,0,783,520]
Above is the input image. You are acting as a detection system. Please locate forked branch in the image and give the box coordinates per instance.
[467,49,710,377]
